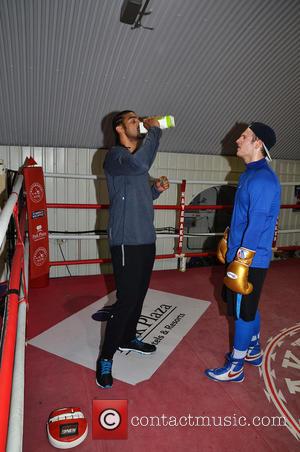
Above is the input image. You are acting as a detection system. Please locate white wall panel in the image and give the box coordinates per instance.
[0,145,299,276]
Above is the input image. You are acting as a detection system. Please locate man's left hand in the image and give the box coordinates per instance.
[155,176,170,192]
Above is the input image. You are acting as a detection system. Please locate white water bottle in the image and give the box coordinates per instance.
[139,115,175,134]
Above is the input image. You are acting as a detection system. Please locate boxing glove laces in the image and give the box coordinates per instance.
[224,247,256,295]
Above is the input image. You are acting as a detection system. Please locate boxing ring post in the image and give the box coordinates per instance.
[176,179,187,271]
[0,174,28,452]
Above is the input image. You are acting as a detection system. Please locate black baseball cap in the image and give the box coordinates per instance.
[248,122,276,161]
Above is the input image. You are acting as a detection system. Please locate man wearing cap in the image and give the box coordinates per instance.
[205,122,281,382]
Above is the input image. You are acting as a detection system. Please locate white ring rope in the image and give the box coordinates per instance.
[0,175,23,248]
[48,229,300,241]
[44,172,300,186]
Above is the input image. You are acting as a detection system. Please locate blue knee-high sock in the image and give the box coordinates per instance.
[232,317,255,360]
[248,310,261,348]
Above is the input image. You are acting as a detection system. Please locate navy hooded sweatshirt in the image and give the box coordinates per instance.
[104,127,162,246]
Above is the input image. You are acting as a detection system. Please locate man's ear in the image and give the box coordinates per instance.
[116,123,124,136]
[256,139,264,151]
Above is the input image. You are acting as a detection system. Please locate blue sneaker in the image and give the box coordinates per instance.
[205,356,244,382]
[96,359,113,388]
[245,344,262,366]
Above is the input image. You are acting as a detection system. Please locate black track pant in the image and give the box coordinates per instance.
[100,243,155,360]
[223,267,268,321]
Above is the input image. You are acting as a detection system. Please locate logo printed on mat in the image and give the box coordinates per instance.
[261,323,300,440]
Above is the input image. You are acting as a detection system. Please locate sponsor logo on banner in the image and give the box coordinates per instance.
[32,224,48,242]
[29,182,44,203]
[92,400,128,440]
[32,209,45,219]
[33,246,48,267]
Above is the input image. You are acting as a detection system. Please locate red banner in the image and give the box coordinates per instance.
[23,166,49,287]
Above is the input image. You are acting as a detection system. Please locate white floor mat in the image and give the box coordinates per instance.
[29,289,210,385]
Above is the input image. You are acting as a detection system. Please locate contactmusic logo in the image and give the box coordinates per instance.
[92,400,128,440]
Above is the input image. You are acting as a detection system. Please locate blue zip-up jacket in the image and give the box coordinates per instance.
[227,158,281,268]
[104,127,162,246]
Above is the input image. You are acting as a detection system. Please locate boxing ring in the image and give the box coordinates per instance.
[0,164,299,451]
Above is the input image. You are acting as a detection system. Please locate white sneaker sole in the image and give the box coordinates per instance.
[204,369,245,382]
[96,378,112,389]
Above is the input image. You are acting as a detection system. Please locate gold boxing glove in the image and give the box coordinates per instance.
[216,227,229,264]
[223,247,256,295]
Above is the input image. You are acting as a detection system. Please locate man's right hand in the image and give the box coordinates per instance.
[223,247,255,295]
[216,227,229,264]
[143,117,160,129]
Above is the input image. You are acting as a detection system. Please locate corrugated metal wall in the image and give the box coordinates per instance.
[0,146,299,277]
[0,0,299,159]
